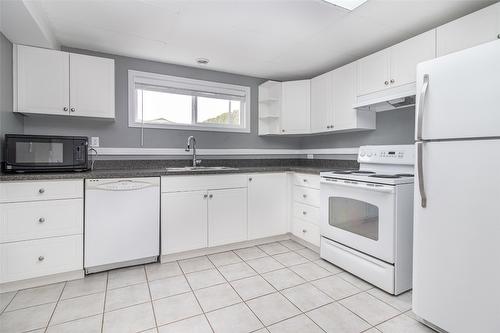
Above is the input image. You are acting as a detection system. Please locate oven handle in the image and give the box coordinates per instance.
[321,178,395,194]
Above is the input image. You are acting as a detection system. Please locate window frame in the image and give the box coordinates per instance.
[128,70,251,133]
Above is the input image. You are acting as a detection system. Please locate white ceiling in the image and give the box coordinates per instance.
[13,0,499,80]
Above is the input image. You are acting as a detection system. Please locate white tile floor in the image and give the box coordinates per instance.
[0,240,435,333]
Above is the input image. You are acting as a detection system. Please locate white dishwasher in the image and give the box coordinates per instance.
[84,177,160,273]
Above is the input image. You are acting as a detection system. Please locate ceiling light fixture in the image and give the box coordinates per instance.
[196,58,209,65]
[322,0,368,11]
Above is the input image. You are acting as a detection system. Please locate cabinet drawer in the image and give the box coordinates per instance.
[293,186,320,207]
[0,180,83,203]
[292,218,320,247]
[293,202,319,224]
[0,199,83,243]
[0,235,83,283]
[161,174,247,193]
[294,173,320,189]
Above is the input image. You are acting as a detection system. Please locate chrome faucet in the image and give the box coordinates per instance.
[185,136,201,167]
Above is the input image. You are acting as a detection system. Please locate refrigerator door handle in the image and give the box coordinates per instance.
[416,74,429,141]
[417,142,427,208]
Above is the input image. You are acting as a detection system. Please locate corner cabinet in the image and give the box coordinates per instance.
[14,45,115,119]
[247,173,289,239]
[281,80,311,134]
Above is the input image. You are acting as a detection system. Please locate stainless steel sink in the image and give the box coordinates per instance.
[165,166,239,172]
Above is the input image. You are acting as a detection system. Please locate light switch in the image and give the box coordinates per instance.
[91,137,100,147]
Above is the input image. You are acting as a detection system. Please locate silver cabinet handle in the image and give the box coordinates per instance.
[302,194,307,198]
[70,107,76,112]
[302,179,307,183]
[38,256,45,261]
[417,142,427,208]
[416,74,429,141]
[281,129,285,133]
[38,217,45,223]
[302,211,307,215]
[384,81,389,85]
[63,107,68,112]
[302,229,307,233]
[203,194,208,199]
[248,177,252,182]
[38,188,45,194]
[209,194,213,199]
[390,79,395,84]
[497,34,500,39]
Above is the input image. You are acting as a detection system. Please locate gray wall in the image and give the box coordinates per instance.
[0,32,24,160]
[23,47,302,150]
[300,108,415,149]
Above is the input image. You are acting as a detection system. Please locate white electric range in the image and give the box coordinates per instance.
[319,145,415,295]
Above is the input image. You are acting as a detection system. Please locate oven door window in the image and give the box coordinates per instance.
[329,197,379,240]
[15,142,65,164]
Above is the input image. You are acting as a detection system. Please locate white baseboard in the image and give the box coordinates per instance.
[95,147,359,157]
[0,270,84,293]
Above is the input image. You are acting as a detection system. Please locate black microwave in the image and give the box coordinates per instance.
[3,134,89,173]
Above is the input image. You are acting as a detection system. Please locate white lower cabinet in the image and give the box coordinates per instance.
[161,191,208,255]
[0,180,84,289]
[161,175,248,256]
[247,173,289,240]
[0,235,83,284]
[208,188,247,247]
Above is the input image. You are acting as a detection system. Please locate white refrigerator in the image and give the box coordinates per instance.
[413,40,500,333]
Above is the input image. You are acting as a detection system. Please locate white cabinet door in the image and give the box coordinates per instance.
[356,49,390,96]
[15,45,69,115]
[390,30,436,88]
[332,63,357,130]
[310,72,334,133]
[281,80,311,134]
[161,191,207,255]
[208,188,247,247]
[437,2,500,57]
[69,53,115,118]
[247,173,288,240]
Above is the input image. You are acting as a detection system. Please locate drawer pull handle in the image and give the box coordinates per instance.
[38,188,45,194]
[38,256,45,261]
[302,211,307,215]
[302,194,307,198]
[209,194,213,199]
[38,217,45,223]
[302,229,307,233]
[303,179,307,182]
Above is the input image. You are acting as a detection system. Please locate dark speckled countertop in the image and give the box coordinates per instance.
[0,158,358,181]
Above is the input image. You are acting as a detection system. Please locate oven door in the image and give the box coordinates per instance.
[320,177,396,263]
[4,135,78,171]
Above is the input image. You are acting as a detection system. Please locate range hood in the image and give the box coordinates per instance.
[353,83,416,112]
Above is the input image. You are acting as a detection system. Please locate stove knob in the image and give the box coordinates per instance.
[367,153,372,157]
[360,151,366,157]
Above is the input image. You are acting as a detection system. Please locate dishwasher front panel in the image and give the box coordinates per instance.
[84,177,160,272]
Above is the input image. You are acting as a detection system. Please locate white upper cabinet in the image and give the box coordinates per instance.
[332,63,375,131]
[14,45,115,119]
[310,71,334,133]
[281,80,311,134]
[15,45,70,115]
[69,53,115,119]
[247,173,289,240]
[390,30,436,88]
[356,48,391,96]
[357,30,436,97]
[437,2,500,57]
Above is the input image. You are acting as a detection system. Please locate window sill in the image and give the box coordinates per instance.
[128,122,251,133]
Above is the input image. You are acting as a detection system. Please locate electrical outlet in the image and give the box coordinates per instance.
[307,154,314,159]
[90,137,100,147]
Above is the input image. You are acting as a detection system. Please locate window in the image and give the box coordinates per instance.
[128,70,250,133]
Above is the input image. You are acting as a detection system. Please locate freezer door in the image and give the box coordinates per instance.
[413,140,500,333]
[415,40,500,141]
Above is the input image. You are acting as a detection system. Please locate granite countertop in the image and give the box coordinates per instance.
[0,159,358,181]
